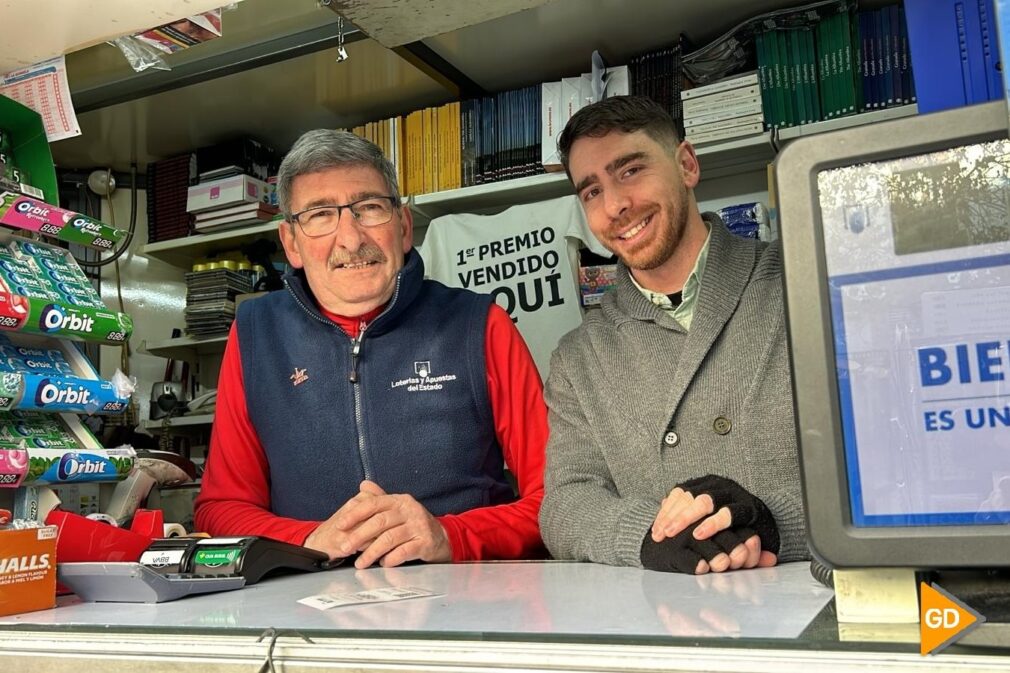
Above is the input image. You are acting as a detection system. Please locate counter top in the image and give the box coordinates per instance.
[2,561,1008,672]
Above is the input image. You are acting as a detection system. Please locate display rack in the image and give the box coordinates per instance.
[0,98,136,525]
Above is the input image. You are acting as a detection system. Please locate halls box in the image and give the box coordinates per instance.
[0,525,57,617]
[186,174,273,214]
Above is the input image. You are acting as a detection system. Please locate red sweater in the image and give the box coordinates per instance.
[193,302,547,562]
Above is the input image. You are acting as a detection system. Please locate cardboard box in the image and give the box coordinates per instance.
[186,174,273,214]
[0,525,57,616]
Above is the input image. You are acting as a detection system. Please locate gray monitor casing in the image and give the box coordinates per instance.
[776,100,1009,568]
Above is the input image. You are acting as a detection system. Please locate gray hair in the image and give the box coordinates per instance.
[276,129,400,221]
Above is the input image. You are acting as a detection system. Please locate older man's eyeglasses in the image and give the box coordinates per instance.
[290,196,398,237]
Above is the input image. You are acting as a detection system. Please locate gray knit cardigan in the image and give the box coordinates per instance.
[540,215,809,567]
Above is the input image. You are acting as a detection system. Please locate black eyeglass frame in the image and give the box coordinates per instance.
[289,196,400,237]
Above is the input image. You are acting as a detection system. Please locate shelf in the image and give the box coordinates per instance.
[695,104,920,179]
[141,334,228,361]
[778,103,919,140]
[142,220,282,268]
[140,176,574,262]
[141,413,214,431]
[410,172,572,224]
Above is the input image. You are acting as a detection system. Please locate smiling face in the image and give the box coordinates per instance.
[279,164,412,316]
[568,130,707,291]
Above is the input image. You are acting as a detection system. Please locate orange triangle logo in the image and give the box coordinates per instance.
[920,582,985,655]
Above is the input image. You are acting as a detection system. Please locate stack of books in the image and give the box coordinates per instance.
[147,155,193,243]
[629,38,687,130]
[193,202,279,233]
[186,174,279,233]
[681,72,764,147]
[183,265,253,338]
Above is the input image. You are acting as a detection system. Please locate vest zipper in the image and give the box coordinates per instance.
[351,322,372,479]
[284,273,404,484]
[349,328,363,383]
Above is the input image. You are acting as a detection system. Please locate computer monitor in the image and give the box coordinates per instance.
[777,100,1010,568]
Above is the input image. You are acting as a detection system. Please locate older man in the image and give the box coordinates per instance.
[196,130,546,568]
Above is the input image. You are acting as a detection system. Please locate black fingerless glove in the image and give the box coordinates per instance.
[676,474,780,555]
[640,522,707,574]
[640,525,761,573]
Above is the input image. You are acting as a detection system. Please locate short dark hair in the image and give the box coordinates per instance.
[557,96,682,179]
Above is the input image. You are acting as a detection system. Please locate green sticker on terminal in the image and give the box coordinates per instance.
[193,548,241,566]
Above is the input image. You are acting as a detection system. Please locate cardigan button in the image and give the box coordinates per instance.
[663,431,679,447]
[713,416,732,435]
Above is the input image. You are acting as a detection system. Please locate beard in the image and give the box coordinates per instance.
[611,181,689,271]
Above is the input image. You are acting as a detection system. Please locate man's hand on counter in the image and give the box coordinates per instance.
[304,480,451,569]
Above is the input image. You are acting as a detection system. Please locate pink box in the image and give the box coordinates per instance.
[186,174,272,214]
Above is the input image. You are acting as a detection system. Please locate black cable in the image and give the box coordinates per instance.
[768,126,780,154]
[74,163,139,268]
[256,628,314,673]
[810,557,834,588]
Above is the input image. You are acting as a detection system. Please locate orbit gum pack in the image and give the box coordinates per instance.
[0,373,130,414]
[0,237,133,344]
[0,332,129,415]
[0,411,86,488]
[0,192,125,251]
[0,447,29,488]
[18,446,135,487]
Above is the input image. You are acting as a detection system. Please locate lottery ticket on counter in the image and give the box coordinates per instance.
[297,586,439,611]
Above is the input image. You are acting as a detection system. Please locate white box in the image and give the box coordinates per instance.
[186,174,273,214]
[602,65,630,99]
[541,81,564,169]
[561,77,584,124]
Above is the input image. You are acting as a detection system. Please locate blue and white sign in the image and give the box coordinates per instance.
[818,139,1010,527]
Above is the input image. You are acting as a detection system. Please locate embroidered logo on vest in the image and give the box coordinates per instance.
[290,367,309,386]
[390,360,458,392]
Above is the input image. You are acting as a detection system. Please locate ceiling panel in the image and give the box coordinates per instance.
[423,0,802,91]
[0,0,243,74]
[327,0,555,47]
[50,39,452,171]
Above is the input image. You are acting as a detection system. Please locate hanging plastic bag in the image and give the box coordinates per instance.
[108,7,231,73]
[107,35,170,73]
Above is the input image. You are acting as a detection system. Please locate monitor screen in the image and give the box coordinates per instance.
[778,100,1010,567]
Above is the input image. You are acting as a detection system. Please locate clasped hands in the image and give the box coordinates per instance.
[641,475,779,575]
[304,480,451,569]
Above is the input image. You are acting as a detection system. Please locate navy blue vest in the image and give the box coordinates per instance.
[236,250,513,521]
